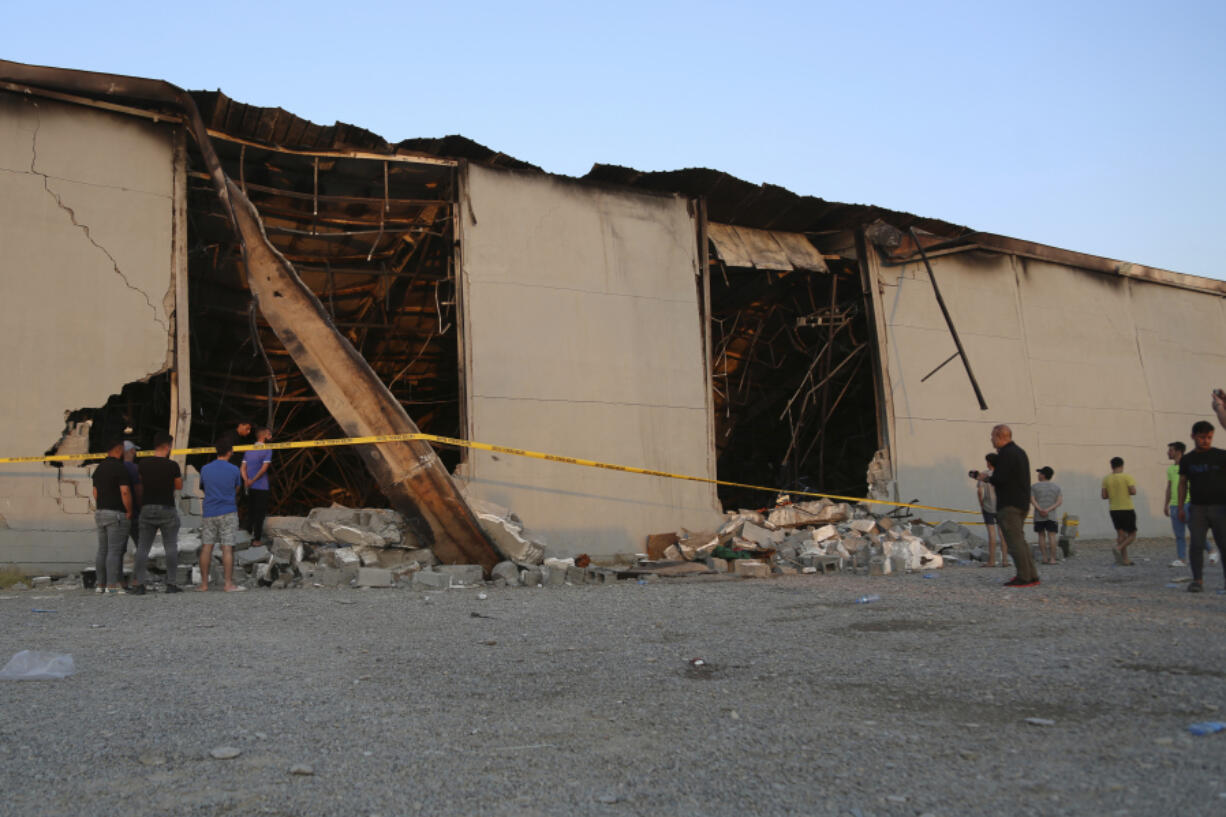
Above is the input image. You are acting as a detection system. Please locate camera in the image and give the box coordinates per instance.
[968,470,980,479]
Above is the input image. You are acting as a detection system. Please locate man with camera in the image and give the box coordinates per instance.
[972,425,1039,588]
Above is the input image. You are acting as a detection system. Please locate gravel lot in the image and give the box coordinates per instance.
[2,537,1225,817]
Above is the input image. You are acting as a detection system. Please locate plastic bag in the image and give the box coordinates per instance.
[0,650,75,680]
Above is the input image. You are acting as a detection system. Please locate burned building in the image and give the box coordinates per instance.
[1,60,1223,571]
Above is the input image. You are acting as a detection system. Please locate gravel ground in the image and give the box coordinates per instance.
[2,537,1225,817]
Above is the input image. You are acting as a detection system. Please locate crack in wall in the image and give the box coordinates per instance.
[25,99,169,333]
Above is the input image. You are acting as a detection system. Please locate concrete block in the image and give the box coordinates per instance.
[543,565,566,586]
[372,548,433,569]
[352,545,382,567]
[564,565,587,584]
[491,561,519,585]
[706,556,729,573]
[731,559,770,578]
[848,518,877,534]
[315,566,358,587]
[356,567,394,588]
[435,564,484,586]
[519,566,542,587]
[411,569,452,590]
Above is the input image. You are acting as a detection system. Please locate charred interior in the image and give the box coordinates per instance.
[184,102,462,514]
[709,250,878,509]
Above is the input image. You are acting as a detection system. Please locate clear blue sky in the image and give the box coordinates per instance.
[7,0,1223,278]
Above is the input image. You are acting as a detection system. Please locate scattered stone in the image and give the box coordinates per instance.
[491,561,520,586]
[210,746,242,760]
[138,752,166,766]
[732,559,770,578]
[289,763,315,776]
[1025,717,1056,727]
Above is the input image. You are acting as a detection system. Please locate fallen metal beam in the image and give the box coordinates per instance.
[0,59,500,572]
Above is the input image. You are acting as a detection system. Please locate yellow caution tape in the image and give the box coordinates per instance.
[0,432,983,517]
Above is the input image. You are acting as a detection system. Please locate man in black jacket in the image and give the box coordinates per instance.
[984,424,1040,587]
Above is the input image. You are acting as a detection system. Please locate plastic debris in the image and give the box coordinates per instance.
[0,650,75,680]
[210,746,242,759]
[1025,717,1056,727]
[854,594,881,604]
[1188,721,1226,736]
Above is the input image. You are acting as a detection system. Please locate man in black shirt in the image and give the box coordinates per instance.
[1177,420,1226,592]
[91,438,132,594]
[983,424,1040,588]
[129,431,184,595]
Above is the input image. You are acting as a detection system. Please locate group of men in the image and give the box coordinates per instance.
[974,389,1226,591]
[89,420,274,594]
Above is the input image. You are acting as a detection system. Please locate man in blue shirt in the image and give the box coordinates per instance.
[199,437,244,592]
[241,426,274,550]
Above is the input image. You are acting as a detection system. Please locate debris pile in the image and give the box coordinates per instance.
[648,496,989,578]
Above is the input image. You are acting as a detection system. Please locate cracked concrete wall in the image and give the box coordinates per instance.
[875,249,1226,539]
[0,92,176,571]
[456,165,722,556]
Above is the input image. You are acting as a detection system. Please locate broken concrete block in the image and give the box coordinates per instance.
[31,576,51,588]
[330,524,385,549]
[812,524,839,543]
[706,557,729,573]
[740,522,776,546]
[491,561,519,585]
[731,559,770,578]
[848,518,877,534]
[663,544,684,562]
[352,546,382,567]
[411,569,451,590]
[435,564,484,586]
[369,548,433,570]
[519,566,542,587]
[877,516,895,531]
[236,546,270,567]
[841,535,867,553]
[565,565,588,584]
[356,567,394,588]
[477,514,545,565]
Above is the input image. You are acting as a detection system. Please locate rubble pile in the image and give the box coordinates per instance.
[656,497,990,577]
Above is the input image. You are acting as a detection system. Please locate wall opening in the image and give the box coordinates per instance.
[184,140,460,514]
[709,251,879,509]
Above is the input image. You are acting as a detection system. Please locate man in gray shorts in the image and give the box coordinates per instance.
[198,438,244,592]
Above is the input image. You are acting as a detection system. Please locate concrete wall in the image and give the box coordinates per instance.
[0,92,178,571]
[456,164,722,556]
[872,248,1226,539]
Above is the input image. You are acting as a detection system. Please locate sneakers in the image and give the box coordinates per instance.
[1211,551,1221,565]
[1188,580,1204,593]
[1170,559,1187,568]
[1004,576,1040,588]
[164,584,182,594]
[124,584,146,596]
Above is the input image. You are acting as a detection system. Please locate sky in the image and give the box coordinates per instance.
[6,0,1223,278]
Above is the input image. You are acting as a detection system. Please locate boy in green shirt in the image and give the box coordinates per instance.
[1102,456,1137,566]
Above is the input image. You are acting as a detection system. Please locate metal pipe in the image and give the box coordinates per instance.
[908,228,988,411]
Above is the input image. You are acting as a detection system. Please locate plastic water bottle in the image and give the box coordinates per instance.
[854,594,880,604]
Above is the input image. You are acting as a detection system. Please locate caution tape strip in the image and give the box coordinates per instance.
[0,432,984,517]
